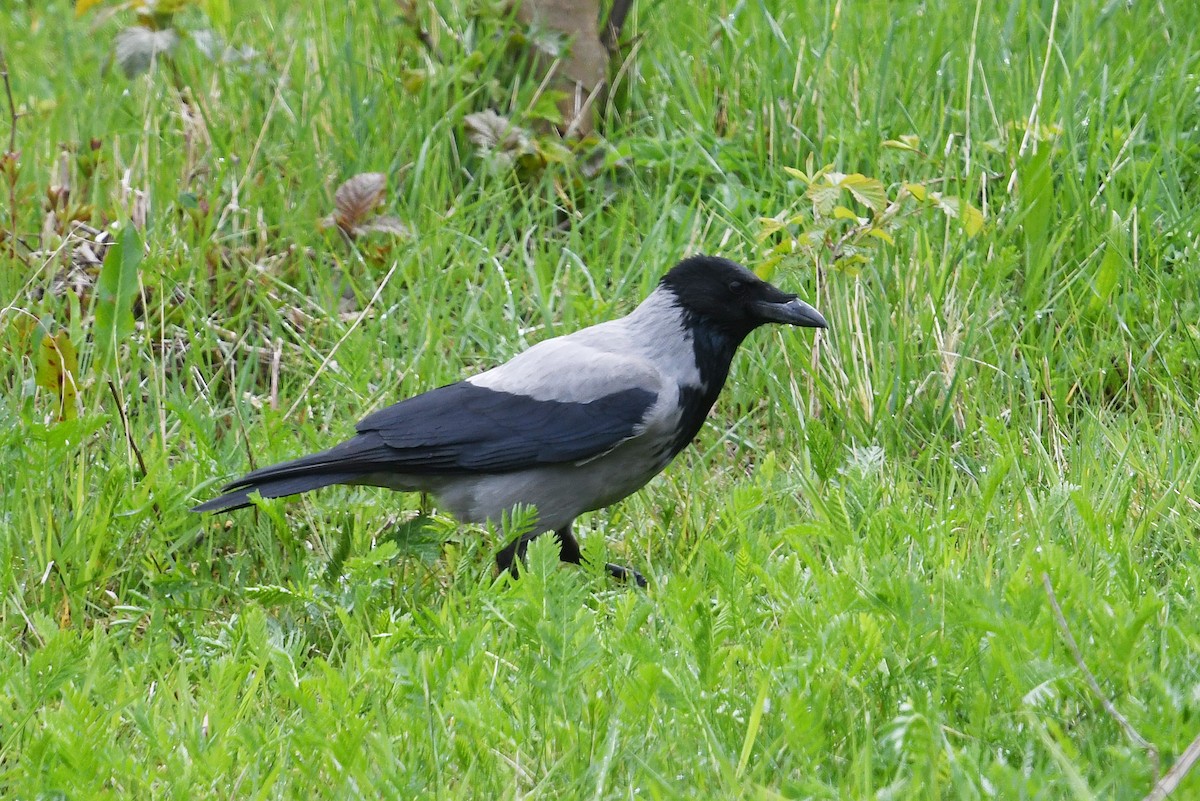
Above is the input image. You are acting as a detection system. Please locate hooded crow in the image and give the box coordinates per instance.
[194,255,827,585]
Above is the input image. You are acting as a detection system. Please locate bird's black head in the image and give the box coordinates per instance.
[660,255,827,342]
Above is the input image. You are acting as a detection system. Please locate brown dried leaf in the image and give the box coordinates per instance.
[333,172,388,231]
[354,215,411,237]
[465,111,530,152]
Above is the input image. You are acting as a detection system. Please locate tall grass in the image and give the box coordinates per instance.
[1,0,1197,797]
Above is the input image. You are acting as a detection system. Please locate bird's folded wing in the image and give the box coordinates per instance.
[352,380,658,473]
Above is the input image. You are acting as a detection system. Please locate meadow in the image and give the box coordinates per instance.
[1,0,1198,797]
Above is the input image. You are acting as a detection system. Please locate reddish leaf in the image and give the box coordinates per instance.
[333,173,387,231]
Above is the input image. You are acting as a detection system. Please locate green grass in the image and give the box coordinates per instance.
[2,0,1199,797]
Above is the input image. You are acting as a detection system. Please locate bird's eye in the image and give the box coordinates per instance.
[728,280,745,294]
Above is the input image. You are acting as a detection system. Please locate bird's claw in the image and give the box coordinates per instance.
[604,562,648,588]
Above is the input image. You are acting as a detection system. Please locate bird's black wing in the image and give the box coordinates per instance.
[354,380,657,473]
[193,379,657,513]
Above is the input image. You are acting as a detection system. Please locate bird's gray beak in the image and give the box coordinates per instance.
[752,297,828,329]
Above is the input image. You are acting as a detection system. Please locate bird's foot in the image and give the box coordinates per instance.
[497,526,647,588]
[604,562,647,588]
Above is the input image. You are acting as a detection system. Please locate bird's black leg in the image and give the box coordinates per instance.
[556,523,647,588]
[494,523,646,587]
[553,523,583,563]
[494,530,539,577]
[493,527,571,576]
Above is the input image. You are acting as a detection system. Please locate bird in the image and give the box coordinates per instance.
[193,255,827,586]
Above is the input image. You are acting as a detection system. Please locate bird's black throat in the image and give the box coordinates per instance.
[666,313,744,457]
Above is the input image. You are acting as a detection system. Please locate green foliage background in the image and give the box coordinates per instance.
[1,0,1198,797]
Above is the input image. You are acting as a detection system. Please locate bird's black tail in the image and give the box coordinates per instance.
[191,470,368,513]
[191,436,393,513]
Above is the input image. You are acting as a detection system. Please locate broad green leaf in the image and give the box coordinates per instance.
[754,259,778,281]
[758,216,785,233]
[1021,144,1053,253]
[757,216,786,240]
[882,134,921,152]
[534,137,572,165]
[830,251,868,276]
[783,166,811,184]
[934,194,985,237]
[832,205,861,221]
[836,173,888,212]
[806,183,840,216]
[960,201,984,236]
[36,331,79,422]
[94,226,142,371]
[903,182,928,202]
[528,90,567,126]
[867,227,895,245]
[784,156,830,186]
[757,253,784,278]
[1090,209,1127,312]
